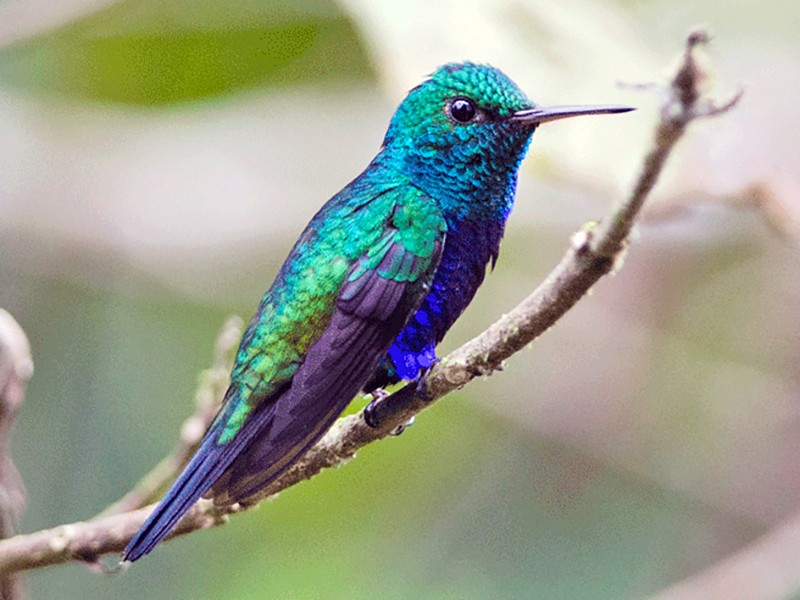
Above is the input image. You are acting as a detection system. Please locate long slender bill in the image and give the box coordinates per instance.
[511,104,634,125]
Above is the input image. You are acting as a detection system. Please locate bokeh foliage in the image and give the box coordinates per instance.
[0,0,371,104]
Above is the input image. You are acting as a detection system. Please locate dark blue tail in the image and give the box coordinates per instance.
[122,397,277,562]
[122,434,231,562]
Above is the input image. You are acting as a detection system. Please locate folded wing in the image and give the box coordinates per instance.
[122,190,445,561]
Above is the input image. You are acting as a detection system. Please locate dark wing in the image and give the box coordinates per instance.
[210,226,444,503]
[123,196,445,561]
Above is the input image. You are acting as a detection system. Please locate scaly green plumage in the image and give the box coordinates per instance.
[220,174,445,444]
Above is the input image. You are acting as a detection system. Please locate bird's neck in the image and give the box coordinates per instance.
[376,134,532,229]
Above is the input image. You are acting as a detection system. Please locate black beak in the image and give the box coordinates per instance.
[510,104,634,126]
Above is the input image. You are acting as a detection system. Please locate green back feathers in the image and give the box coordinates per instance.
[217,176,445,444]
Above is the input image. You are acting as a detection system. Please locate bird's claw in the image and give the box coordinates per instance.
[364,388,389,429]
[363,366,433,431]
[390,416,415,436]
[370,387,390,401]
[415,366,435,402]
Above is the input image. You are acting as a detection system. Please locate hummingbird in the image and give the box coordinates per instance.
[122,62,632,562]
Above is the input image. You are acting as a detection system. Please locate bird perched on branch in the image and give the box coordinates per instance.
[122,62,632,562]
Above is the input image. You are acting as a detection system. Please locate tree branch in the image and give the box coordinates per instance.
[0,310,34,597]
[0,29,742,576]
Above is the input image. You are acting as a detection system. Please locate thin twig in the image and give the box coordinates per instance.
[0,29,742,576]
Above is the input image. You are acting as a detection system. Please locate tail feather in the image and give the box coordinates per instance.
[122,447,221,562]
[122,398,278,562]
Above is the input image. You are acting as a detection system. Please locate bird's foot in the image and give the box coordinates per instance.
[363,388,415,435]
[415,365,435,402]
[363,366,434,432]
[363,388,389,429]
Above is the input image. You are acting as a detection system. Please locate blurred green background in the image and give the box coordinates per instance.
[1,0,799,598]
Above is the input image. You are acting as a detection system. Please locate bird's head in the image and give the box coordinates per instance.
[381,62,631,215]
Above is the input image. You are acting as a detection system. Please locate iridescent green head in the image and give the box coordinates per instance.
[381,62,632,218]
[384,62,531,143]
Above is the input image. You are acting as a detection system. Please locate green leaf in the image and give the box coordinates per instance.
[0,0,373,104]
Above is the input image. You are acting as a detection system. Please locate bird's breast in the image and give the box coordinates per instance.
[379,212,507,382]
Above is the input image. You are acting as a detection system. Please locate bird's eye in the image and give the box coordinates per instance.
[448,98,477,123]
